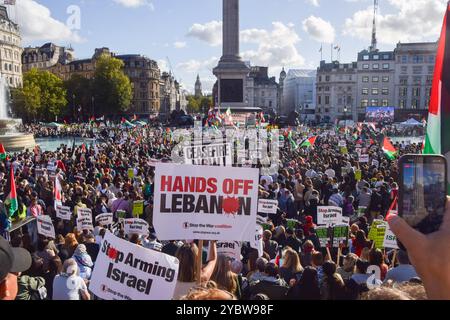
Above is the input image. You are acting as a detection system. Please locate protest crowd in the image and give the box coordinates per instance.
[1,119,449,301]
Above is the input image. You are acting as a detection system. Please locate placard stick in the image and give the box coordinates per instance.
[391,249,398,268]
[326,246,333,263]
[337,246,342,266]
[197,240,204,285]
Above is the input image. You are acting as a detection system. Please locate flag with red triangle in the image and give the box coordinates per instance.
[382,137,397,160]
[424,2,450,194]
[0,143,6,160]
[54,174,63,207]
[6,166,18,217]
[300,136,317,148]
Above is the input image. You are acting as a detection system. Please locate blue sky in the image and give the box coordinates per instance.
[11,0,448,93]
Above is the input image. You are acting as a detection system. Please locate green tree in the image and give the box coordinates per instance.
[187,96,200,113]
[12,69,67,122]
[92,55,132,115]
[64,74,93,118]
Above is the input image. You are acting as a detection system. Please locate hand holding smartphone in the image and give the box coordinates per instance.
[398,155,448,249]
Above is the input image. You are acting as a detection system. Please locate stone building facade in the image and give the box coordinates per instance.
[0,6,22,88]
[22,43,74,73]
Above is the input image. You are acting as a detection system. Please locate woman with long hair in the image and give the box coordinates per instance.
[369,248,389,281]
[279,248,304,284]
[173,241,217,300]
[210,255,239,298]
[320,261,346,300]
[63,233,78,257]
[352,230,371,257]
[287,266,321,300]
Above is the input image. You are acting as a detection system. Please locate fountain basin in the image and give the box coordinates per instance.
[0,119,35,152]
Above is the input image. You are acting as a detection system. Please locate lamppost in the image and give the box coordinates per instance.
[343,106,348,120]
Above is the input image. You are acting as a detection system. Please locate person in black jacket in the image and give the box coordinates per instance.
[285,228,302,253]
[287,266,321,300]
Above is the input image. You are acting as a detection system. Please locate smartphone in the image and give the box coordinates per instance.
[398,154,447,235]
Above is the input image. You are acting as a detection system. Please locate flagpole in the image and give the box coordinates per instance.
[331,44,333,62]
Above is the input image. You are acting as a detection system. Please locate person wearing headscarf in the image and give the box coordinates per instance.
[71,244,94,281]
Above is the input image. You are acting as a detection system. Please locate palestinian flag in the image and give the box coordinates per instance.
[6,166,18,217]
[287,131,298,150]
[424,2,450,193]
[382,137,397,160]
[0,143,6,160]
[54,174,63,208]
[300,136,317,148]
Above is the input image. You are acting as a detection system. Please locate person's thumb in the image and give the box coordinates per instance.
[387,214,427,250]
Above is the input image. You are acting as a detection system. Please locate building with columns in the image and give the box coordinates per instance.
[0,6,22,88]
[22,43,74,73]
[246,66,278,113]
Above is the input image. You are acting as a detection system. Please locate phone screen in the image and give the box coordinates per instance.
[401,156,447,233]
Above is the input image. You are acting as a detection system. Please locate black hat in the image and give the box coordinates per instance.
[0,236,32,282]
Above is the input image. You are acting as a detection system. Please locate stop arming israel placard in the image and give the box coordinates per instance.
[77,207,93,219]
[56,205,72,221]
[37,215,55,239]
[95,213,114,226]
[89,231,179,300]
[318,206,343,226]
[257,199,278,214]
[153,163,259,242]
[216,241,241,261]
[124,218,149,237]
[184,143,233,166]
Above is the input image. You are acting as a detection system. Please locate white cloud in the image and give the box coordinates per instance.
[18,0,83,43]
[344,0,447,45]
[302,15,335,44]
[113,0,154,10]
[186,20,222,46]
[177,57,219,74]
[241,22,306,71]
[173,41,187,49]
[306,0,320,7]
[157,59,169,72]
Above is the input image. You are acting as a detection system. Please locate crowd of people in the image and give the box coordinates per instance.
[1,120,449,301]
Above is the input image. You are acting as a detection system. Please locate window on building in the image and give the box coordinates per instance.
[373,63,379,70]
[413,66,423,74]
[413,88,421,97]
[426,87,431,97]
[381,99,388,107]
[262,91,265,97]
[428,66,434,74]
[362,88,369,95]
[382,76,389,82]
[373,55,379,60]
[361,99,369,108]
[372,88,379,95]
[372,76,379,82]
[338,98,343,105]
[429,55,435,63]
[382,88,389,95]
[400,87,408,97]
[399,100,406,109]
[325,96,330,105]
[383,54,390,60]
[401,66,408,73]
[412,100,419,109]
[325,86,330,92]
[370,99,378,106]
[400,77,408,85]
[413,76,422,85]
[319,76,322,82]
[325,75,330,82]
[318,87,322,92]
[382,63,390,69]
[325,108,330,113]
[363,76,369,82]
[318,96,322,104]
[363,55,369,60]
[349,76,352,81]
[363,64,369,69]
[401,56,408,63]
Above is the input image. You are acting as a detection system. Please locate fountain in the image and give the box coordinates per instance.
[0,76,35,152]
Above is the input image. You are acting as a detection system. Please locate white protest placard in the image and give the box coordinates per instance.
[359,154,369,163]
[124,218,150,236]
[250,224,264,257]
[56,205,72,221]
[153,163,259,242]
[184,143,233,166]
[77,217,94,231]
[257,199,278,214]
[341,216,350,225]
[89,231,179,300]
[95,213,114,226]
[216,241,241,261]
[338,140,347,147]
[36,215,55,239]
[318,206,343,226]
[77,207,93,220]
[383,226,399,249]
[372,159,380,168]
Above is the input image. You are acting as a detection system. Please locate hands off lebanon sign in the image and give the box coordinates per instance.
[153,163,259,241]
[89,232,179,300]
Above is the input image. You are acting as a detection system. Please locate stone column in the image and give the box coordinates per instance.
[223,0,239,59]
